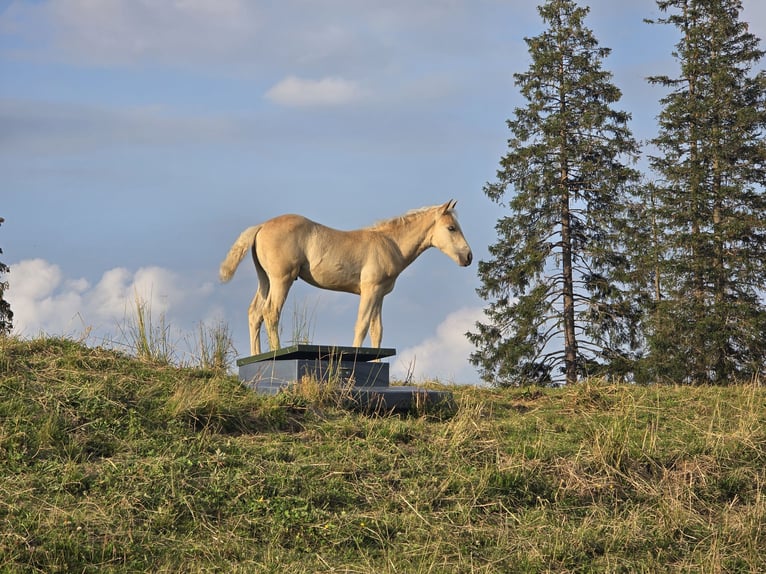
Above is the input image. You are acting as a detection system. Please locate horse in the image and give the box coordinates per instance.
[219,199,472,355]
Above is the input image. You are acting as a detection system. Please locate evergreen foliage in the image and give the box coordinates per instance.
[0,217,12,336]
[640,0,766,384]
[469,0,640,386]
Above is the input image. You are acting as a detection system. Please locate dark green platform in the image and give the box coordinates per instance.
[237,344,397,366]
[237,344,453,414]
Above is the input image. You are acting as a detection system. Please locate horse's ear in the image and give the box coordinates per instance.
[442,199,457,214]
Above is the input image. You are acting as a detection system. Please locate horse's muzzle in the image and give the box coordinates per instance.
[462,251,473,267]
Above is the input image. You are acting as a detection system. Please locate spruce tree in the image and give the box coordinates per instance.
[642,0,766,383]
[0,217,13,337]
[468,0,640,386]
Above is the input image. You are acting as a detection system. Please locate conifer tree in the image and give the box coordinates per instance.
[641,0,766,383]
[0,217,13,336]
[468,0,640,386]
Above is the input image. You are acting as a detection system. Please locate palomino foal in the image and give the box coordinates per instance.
[219,200,472,355]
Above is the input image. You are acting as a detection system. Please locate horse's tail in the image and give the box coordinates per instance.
[219,225,261,283]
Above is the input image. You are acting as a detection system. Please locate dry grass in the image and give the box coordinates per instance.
[1,337,765,572]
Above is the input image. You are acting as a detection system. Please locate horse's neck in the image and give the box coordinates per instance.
[382,212,434,265]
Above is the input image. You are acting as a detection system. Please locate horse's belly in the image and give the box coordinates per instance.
[298,265,361,295]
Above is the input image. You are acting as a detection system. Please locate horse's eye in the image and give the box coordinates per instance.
[447,225,456,232]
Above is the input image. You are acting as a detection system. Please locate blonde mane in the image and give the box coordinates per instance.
[368,204,449,231]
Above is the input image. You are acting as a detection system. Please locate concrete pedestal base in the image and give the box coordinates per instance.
[237,344,453,414]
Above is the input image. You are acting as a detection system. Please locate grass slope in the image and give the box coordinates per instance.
[1,337,764,573]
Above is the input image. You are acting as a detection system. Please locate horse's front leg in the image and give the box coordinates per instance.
[353,288,384,348]
[369,297,384,348]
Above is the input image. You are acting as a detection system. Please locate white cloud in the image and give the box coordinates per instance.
[0,0,509,71]
[1,0,261,67]
[6,259,207,341]
[10,258,63,300]
[5,259,80,335]
[265,76,363,107]
[393,306,483,385]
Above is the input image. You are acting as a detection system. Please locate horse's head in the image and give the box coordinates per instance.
[432,200,472,267]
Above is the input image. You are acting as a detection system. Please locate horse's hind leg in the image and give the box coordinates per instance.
[263,276,293,351]
[248,256,270,355]
[248,290,265,355]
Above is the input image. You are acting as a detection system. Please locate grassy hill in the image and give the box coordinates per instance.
[1,336,764,573]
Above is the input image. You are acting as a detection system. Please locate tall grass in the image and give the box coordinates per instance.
[192,320,236,375]
[114,292,323,372]
[1,338,764,572]
[118,291,174,364]
[114,292,236,374]
[288,299,317,346]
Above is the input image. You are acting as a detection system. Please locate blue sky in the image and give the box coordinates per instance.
[2,0,764,384]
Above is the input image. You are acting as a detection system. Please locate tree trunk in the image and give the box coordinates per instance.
[562,187,578,385]
[559,38,578,386]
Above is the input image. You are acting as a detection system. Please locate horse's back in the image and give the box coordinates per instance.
[257,213,344,260]
[262,213,315,233]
